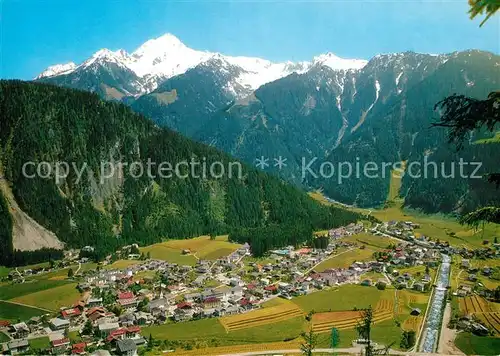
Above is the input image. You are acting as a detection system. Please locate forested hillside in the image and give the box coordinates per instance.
[0,81,360,266]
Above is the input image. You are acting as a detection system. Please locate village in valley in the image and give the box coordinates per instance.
[1,217,499,356]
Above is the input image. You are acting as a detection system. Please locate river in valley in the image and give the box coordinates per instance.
[421,254,451,352]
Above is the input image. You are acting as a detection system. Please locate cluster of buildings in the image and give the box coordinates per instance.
[6,218,498,354]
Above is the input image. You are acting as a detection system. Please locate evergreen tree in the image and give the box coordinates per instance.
[300,328,317,356]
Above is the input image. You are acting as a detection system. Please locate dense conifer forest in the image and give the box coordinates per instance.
[0,81,361,265]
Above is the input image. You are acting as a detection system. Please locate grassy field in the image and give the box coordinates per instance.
[0,332,10,342]
[343,233,396,249]
[140,235,241,265]
[0,279,70,301]
[143,316,305,347]
[315,248,375,271]
[68,330,83,342]
[315,319,402,349]
[455,332,500,355]
[292,285,393,313]
[0,301,47,321]
[140,245,198,266]
[10,283,81,311]
[29,336,51,351]
[220,300,303,331]
[0,266,10,278]
[103,260,141,270]
[311,301,394,334]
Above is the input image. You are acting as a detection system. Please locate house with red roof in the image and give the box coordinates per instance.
[117,298,138,309]
[106,328,127,343]
[176,302,192,310]
[118,291,134,300]
[71,342,86,355]
[264,285,277,292]
[52,338,70,352]
[61,307,82,319]
[73,300,86,311]
[126,325,141,338]
[202,296,221,309]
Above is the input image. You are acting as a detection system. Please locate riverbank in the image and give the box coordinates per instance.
[438,302,464,355]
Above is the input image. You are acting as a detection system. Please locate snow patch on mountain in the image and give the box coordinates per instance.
[35,62,77,79]
[313,52,368,71]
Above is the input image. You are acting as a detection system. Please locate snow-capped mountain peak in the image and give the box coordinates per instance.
[35,62,77,79]
[127,33,212,78]
[82,48,131,66]
[35,33,368,95]
[132,33,186,57]
[313,52,368,71]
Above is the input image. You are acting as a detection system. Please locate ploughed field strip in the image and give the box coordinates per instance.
[458,295,495,314]
[311,299,394,333]
[219,303,304,331]
[474,312,500,335]
[458,295,500,335]
[170,341,302,356]
[403,316,423,331]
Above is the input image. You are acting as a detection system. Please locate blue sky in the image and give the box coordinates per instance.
[1,0,498,79]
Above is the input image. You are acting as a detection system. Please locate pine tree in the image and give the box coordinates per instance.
[300,328,317,356]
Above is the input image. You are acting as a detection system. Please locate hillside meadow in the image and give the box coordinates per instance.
[140,235,241,265]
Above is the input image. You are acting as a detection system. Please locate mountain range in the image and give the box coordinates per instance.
[37,33,366,99]
[38,34,500,214]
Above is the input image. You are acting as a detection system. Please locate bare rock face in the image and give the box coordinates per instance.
[0,173,64,251]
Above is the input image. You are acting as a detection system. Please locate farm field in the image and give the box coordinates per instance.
[311,298,394,333]
[398,290,429,310]
[343,233,396,249]
[142,316,305,346]
[220,300,303,331]
[169,340,301,356]
[474,312,500,335]
[0,332,10,343]
[458,295,500,335]
[0,301,46,321]
[292,285,393,313]
[10,283,81,311]
[402,316,423,331]
[170,318,404,355]
[0,279,70,301]
[140,245,197,266]
[144,285,411,353]
[103,260,141,270]
[458,295,498,314]
[455,332,500,355]
[140,235,241,265]
[314,248,375,271]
